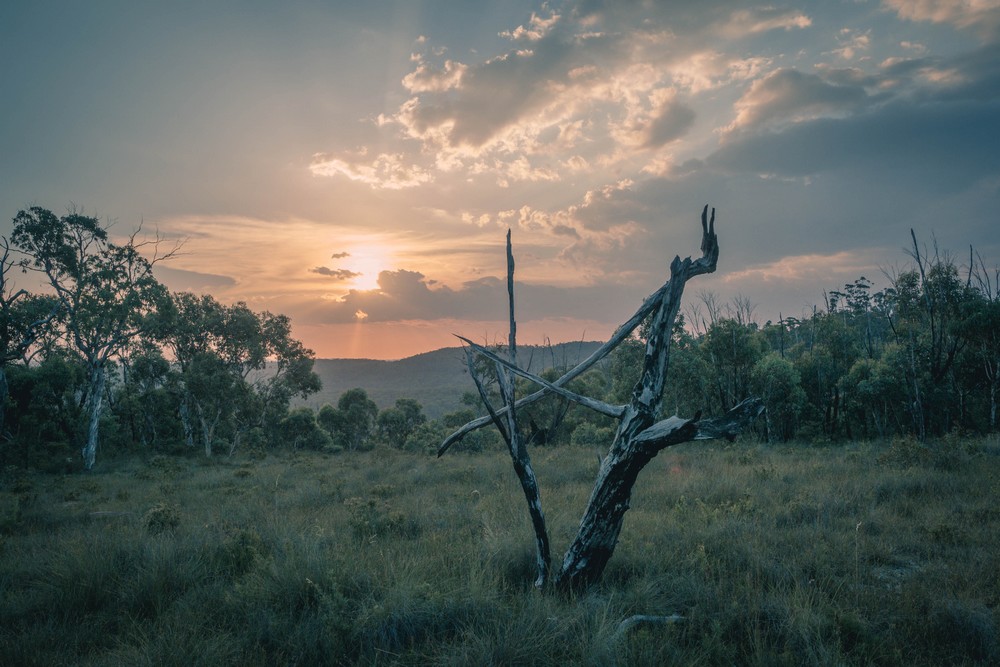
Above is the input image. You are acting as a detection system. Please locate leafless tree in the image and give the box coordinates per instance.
[441,206,762,591]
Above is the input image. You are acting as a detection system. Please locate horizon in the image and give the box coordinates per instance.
[2,1,998,360]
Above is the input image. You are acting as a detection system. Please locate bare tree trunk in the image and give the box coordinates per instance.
[465,231,551,587]
[556,400,762,590]
[0,366,8,438]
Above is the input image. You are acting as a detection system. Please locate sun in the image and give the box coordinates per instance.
[347,245,392,291]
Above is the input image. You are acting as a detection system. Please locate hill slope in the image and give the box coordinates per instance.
[300,341,603,420]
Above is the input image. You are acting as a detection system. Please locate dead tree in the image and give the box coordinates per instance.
[442,206,763,591]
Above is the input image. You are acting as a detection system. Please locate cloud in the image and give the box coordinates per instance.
[726,68,870,134]
[310,266,361,280]
[308,2,819,196]
[310,151,433,189]
[883,0,1000,39]
[722,251,883,285]
[710,41,1000,184]
[153,265,237,292]
[831,28,872,61]
[402,58,467,93]
[709,99,1000,187]
[331,251,351,259]
[715,8,812,37]
[638,93,697,148]
[500,10,562,42]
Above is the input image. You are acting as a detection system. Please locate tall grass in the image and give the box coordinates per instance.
[1,436,998,665]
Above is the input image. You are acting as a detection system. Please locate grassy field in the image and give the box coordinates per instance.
[1,436,998,666]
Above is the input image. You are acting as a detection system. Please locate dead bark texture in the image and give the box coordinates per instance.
[444,207,763,591]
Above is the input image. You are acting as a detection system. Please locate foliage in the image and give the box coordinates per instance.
[11,207,172,469]
[2,205,320,469]
[751,353,806,442]
[281,407,333,451]
[317,388,379,451]
[375,398,427,448]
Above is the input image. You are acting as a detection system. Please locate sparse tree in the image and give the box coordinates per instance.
[11,207,174,469]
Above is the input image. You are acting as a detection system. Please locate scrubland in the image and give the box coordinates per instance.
[2,436,998,666]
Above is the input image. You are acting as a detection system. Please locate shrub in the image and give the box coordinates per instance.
[570,421,615,448]
[143,503,181,535]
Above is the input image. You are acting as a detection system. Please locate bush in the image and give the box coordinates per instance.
[571,421,615,448]
[143,503,181,535]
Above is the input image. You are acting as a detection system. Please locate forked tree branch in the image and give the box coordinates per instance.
[438,206,717,456]
[456,335,624,419]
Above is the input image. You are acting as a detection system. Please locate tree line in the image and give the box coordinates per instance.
[2,207,996,471]
[0,207,434,471]
[503,233,999,449]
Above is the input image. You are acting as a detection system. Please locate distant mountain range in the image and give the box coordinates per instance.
[298,341,604,420]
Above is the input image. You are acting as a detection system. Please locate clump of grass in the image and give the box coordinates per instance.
[144,503,181,535]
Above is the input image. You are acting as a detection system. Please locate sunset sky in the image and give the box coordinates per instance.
[2,1,998,359]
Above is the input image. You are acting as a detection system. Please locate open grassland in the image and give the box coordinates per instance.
[1,436,999,666]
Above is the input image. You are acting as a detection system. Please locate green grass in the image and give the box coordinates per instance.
[1,436,998,665]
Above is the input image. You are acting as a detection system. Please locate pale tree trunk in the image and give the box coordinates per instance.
[445,207,763,591]
[82,364,106,471]
[986,355,998,432]
[195,401,221,457]
[179,395,196,448]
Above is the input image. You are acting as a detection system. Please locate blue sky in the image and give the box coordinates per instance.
[2,1,998,358]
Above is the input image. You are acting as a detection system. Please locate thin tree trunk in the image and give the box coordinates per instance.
[179,395,196,448]
[465,230,551,587]
[0,366,8,438]
[195,401,221,457]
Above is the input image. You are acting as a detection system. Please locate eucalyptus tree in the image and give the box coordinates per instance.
[883,233,977,438]
[155,292,231,451]
[157,292,320,454]
[965,261,1000,430]
[11,207,174,469]
[333,388,378,450]
[376,398,426,448]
